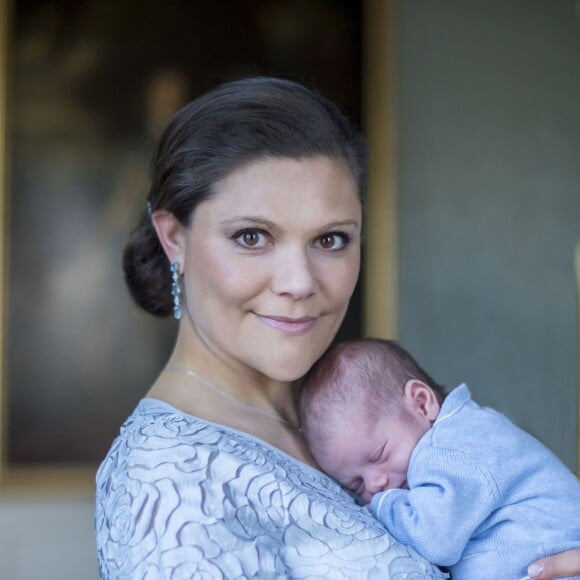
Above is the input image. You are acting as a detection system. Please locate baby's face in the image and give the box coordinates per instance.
[314,397,432,503]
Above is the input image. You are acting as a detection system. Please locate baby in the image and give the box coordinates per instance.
[299,338,580,580]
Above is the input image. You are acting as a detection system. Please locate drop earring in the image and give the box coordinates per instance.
[170,262,182,320]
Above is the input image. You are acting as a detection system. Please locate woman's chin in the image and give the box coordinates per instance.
[269,367,309,383]
[250,338,336,383]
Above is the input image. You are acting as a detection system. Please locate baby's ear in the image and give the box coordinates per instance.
[403,380,440,422]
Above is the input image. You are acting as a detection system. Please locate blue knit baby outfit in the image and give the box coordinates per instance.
[370,384,580,580]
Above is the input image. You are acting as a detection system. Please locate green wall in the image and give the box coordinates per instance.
[397,0,580,469]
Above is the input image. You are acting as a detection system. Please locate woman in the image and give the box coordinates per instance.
[95,77,579,579]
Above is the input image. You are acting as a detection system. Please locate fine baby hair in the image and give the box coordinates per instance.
[299,338,445,442]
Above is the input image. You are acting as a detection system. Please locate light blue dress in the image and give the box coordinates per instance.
[95,398,446,579]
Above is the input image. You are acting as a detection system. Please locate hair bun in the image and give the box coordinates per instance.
[123,213,172,317]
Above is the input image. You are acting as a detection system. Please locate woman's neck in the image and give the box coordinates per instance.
[168,327,299,417]
[147,327,315,465]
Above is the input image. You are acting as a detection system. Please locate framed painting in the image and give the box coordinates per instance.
[0,0,364,486]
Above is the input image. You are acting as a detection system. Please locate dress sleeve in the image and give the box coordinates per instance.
[96,426,290,578]
[370,446,500,566]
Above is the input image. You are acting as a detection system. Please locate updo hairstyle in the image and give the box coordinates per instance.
[123,76,368,317]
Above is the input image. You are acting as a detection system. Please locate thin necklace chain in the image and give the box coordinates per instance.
[164,366,302,431]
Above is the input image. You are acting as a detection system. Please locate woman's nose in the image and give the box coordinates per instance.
[271,246,318,299]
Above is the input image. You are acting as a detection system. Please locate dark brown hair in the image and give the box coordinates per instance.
[123,76,368,317]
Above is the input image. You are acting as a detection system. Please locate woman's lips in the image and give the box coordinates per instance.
[255,314,317,335]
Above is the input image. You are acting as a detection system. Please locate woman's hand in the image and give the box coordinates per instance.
[527,548,580,579]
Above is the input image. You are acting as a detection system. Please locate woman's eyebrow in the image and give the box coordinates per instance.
[220,216,276,228]
[324,219,361,229]
[220,217,361,229]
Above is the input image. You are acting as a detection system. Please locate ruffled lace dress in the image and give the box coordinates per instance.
[95,398,447,579]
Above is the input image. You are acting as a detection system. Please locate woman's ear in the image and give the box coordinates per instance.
[152,210,187,267]
[403,380,440,423]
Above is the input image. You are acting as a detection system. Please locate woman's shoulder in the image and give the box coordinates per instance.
[95,396,386,537]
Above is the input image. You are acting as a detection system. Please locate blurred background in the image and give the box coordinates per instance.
[0,1,578,578]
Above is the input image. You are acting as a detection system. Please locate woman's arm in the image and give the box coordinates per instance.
[527,548,580,579]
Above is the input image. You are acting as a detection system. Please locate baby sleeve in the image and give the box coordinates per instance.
[370,446,500,566]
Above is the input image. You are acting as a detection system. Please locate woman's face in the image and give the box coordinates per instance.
[178,156,362,382]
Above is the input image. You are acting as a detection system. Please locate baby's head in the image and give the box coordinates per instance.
[299,338,445,503]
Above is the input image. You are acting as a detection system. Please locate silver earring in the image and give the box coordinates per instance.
[170,262,182,320]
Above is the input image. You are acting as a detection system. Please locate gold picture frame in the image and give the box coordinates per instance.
[0,0,11,484]
[575,240,580,477]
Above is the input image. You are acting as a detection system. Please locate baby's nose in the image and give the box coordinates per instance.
[365,473,389,500]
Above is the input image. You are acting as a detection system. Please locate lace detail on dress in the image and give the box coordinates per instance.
[95,398,447,579]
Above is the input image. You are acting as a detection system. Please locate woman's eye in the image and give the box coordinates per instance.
[315,232,351,251]
[233,229,268,249]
